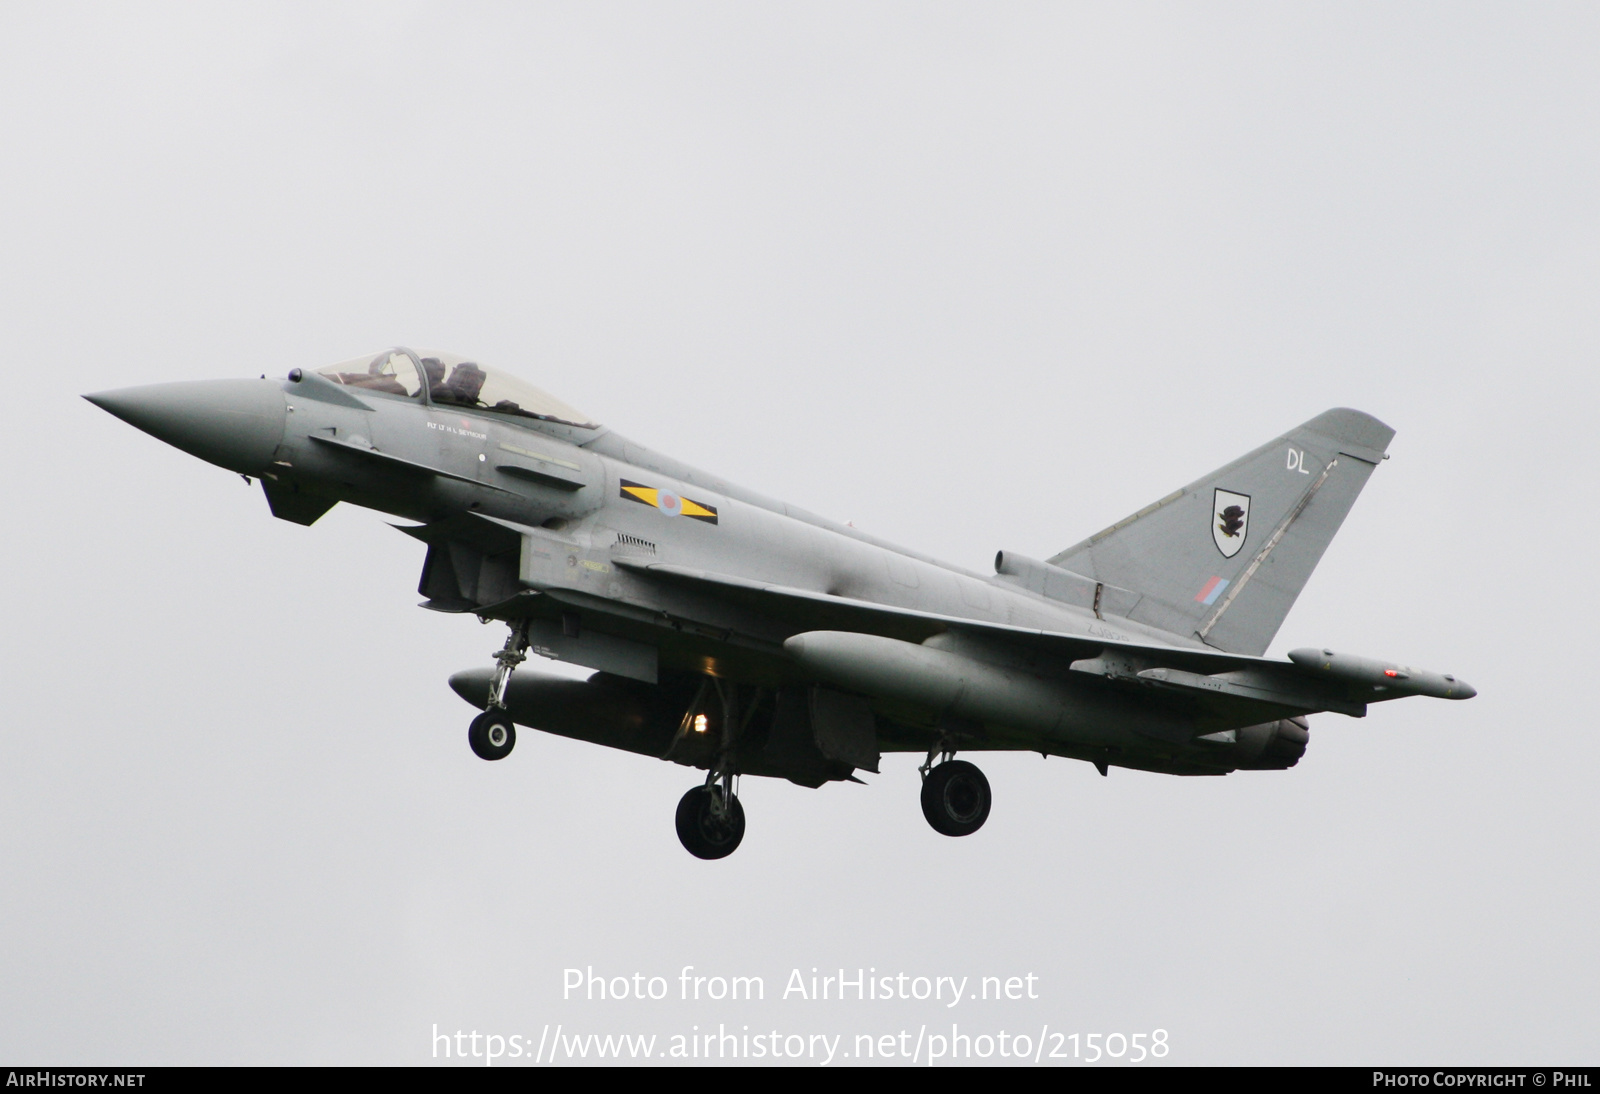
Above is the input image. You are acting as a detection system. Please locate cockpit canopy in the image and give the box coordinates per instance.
[315,348,598,429]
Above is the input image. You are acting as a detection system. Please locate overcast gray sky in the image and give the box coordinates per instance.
[2,2,1596,1066]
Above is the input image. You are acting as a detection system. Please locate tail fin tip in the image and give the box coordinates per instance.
[1302,408,1395,463]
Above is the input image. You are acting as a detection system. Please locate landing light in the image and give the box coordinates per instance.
[694,714,708,733]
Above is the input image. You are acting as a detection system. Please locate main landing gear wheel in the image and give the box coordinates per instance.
[675,785,746,860]
[921,760,991,837]
[468,708,516,761]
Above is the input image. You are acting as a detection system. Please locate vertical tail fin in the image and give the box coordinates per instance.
[1049,409,1394,655]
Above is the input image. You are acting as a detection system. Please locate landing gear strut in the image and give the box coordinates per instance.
[673,676,752,859]
[468,621,528,762]
[919,745,991,837]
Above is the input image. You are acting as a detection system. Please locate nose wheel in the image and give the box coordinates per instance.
[468,708,516,761]
[675,784,745,859]
[920,758,991,837]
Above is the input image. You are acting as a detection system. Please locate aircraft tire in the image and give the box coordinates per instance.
[921,760,991,837]
[468,708,516,761]
[675,786,745,859]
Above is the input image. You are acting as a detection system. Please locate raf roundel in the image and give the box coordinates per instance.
[619,479,720,524]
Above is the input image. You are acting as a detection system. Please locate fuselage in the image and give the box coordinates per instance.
[86,356,1310,780]
[274,372,1183,645]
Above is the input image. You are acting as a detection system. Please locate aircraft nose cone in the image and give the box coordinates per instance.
[84,378,286,475]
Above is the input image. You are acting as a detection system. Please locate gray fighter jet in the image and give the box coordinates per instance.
[86,348,1474,858]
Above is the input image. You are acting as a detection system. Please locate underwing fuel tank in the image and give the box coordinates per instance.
[449,667,685,758]
[782,630,1191,747]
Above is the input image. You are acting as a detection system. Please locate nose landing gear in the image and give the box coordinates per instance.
[919,746,991,837]
[468,621,528,761]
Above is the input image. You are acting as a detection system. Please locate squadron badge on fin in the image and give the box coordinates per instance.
[1212,489,1250,558]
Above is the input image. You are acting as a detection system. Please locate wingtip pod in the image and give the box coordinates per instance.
[1288,648,1475,699]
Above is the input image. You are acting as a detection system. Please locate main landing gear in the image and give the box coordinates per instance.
[919,746,991,837]
[468,621,528,762]
[673,675,750,860]
[675,782,746,860]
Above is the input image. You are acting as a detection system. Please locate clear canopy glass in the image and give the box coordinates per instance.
[318,349,423,398]
[314,348,598,428]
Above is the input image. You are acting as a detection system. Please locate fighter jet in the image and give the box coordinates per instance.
[86,348,1474,859]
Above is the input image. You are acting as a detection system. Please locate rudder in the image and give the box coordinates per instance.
[1049,409,1394,655]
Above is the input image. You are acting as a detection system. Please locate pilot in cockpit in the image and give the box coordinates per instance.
[441,362,487,407]
[420,356,447,396]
